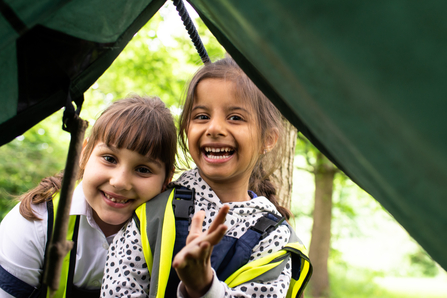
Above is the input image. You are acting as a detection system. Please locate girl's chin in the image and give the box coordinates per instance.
[98,213,130,227]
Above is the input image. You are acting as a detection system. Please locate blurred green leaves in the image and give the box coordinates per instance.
[0,111,69,218]
[0,2,225,220]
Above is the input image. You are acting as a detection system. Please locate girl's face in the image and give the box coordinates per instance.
[82,142,168,236]
[187,78,262,194]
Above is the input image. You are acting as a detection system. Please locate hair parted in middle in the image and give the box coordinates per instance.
[80,94,177,180]
[20,94,178,221]
[178,57,291,219]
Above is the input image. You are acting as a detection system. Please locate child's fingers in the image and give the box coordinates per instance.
[174,205,229,269]
[187,210,206,243]
[188,205,228,247]
[172,240,211,269]
[207,204,230,234]
[175,223,226,269]
[202,223,227,246]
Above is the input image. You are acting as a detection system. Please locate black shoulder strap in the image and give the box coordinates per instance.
[132,186,195,232]
[213,212,285,281]
[165,187,195,298]
[172,187,195,221]
[36,200,56,297]
[41,201,81,298]
[132,212,140,231]
[31,200,56,297]
[65,215,80,298]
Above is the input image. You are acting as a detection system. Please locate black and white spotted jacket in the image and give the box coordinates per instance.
[101,168,292,298]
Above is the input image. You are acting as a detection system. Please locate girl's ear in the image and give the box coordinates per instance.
[80,138,89,162]
[79,138,88,162]
[263,128,279,154]
[81,138,88,154]
[162,167,175,191]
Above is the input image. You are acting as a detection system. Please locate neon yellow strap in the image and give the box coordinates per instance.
[225,249,289,287]
[284,242,309,257]
[286,260,310,298]
[155,190,176,298]
[136,204,152,276]
[224,241,312,298]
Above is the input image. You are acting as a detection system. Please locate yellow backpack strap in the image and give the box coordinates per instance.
[224,224,312,298]
[224,248,290,287]
[283,243,312,298]
[134,188,176,298]
[134,204,152,276]
[223,242,312,298]
[48,193,78,298]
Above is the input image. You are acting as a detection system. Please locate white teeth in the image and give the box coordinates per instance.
[208,155,227,159]
[205,147,233,153]
[104,193,129,204]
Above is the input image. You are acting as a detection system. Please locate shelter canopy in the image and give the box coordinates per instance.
[1,0,446,270]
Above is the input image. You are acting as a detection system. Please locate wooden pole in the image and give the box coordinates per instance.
[43,114,88,297]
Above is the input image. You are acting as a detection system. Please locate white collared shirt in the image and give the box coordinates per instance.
[0,183,115,297]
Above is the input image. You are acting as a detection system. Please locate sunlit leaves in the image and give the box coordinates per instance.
[0,1,225,219]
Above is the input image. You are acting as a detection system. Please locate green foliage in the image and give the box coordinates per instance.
[324,264,390,298]
[0,2,225,220]
[304,263,446,298]
[89,4,225,114]
[91,12,188,106]
[0,111,69,219]
[406,247,439,277]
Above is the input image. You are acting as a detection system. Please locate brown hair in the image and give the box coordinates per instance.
[178,58,291,219]
[20,95,177,220]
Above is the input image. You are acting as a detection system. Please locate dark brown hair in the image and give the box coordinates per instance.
[19,95,177,220]
[178,58,291,219]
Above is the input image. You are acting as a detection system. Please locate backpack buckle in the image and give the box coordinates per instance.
[172,188,195,221]
[251,213,285,239]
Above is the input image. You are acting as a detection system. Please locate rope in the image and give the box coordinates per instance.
[172,0,210,65]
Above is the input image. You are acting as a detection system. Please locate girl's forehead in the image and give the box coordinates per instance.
[194,79,254,111]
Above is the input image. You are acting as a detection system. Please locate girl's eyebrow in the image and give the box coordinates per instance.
[191,105,250,113]
[97,143,163,167]
[191,105,207,111]
[228,106,250,113]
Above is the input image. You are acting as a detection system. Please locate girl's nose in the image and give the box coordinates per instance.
[109,170,132,191]
[206,117,226,137]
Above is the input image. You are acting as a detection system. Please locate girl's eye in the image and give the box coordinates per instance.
[195,114,209,120]
[136,167,152,174]
[229,115,243,121]
[103,155,117,164]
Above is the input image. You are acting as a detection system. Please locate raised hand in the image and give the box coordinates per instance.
[172,204,230,298]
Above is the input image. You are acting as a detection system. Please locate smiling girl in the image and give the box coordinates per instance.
[0,95,177,298]
[102,58,312,298]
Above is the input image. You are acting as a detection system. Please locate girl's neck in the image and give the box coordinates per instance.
[92,210,126,237]
[200,175,251,203]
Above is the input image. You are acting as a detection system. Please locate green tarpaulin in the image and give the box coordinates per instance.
[1,0,446,270]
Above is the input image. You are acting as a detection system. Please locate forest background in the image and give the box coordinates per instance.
[0,2,446,298]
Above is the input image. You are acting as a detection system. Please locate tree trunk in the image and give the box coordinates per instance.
[272,118,297,210]
[308,152,336,298]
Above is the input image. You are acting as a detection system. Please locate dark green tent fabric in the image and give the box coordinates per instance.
[187,0,447,271]
[0,0,165,144]
[1,0,446,271]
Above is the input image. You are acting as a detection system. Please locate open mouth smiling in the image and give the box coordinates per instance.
[103,192,129,204]
[203,147,235,159]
